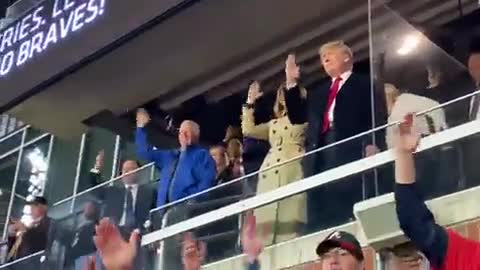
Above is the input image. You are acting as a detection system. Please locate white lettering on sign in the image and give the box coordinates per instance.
[0,0,106,77]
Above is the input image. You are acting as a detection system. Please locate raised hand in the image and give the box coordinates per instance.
[94,150,105,170]
[247,81,263,105]
[93,218,139,270]
[9,219,27,234]
[182,232,206,270]
[241,213,263,263]
[285,54,300,87]
[395,113,421,153]
[136,108,151,128]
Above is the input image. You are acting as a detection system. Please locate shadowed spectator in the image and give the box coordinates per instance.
[62,201,101,269]
[7,197,51,263]
[209,145,235,185]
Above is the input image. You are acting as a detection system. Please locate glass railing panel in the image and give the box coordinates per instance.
[148,91,478,231]
[0,153,20,238]
[5,136,51,237]
[0,130,24,158]
[370,0,479,135]
[24,127,47,143]
[140,100,480,267]
[148,124,388,230]
[141,169,380,268]
[44,163,155,270]
[0,250,46,269]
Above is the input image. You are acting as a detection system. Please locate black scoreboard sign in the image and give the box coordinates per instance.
[0,0,186,110]
[0,0,106,76]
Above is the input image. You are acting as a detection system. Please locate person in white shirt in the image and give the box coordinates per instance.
[385,83,447,149]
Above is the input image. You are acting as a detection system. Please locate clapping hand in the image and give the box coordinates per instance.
[247,81,263,105]
[182,232,206,270]
[93,218,139,270]
[94,150,105,171]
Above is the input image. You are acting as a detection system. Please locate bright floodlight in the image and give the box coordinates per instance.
[397,35,420,56]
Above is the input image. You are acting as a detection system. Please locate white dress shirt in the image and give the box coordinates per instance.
[286,70,352,127]
[328,70,352,125]
[469,84,480,120]
[119,184,139,226]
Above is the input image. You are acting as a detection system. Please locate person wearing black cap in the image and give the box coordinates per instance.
[315,230,365,270]
[6,196,51,262]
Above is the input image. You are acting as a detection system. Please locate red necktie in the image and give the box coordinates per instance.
[322,77,342,134]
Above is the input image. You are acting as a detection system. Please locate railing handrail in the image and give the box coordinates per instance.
[0,125,30,145]
[148,88,480,215]
[0,250,44,269]
[52,162,155,207]
[142,116,480,246]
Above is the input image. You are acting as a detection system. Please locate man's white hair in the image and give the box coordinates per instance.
[319,40,354,60]
[182,120,200,138]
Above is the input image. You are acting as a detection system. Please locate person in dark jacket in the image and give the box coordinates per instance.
[89,157,157,235]
[7,196,51,263]
[63,201,100,269]
[209,144,235,185]
[284,40,387,230]
[394,113,480,270]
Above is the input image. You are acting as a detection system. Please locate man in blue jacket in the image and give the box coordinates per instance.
[135,109,216,209]
[136,109,216,270]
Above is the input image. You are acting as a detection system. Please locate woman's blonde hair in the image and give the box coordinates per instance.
[273,84,307,118]
[384,83,400,115]
[226,138,243,160]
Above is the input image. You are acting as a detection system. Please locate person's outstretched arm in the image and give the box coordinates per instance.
[394,114,447,268]
[135,109,170,167]
[242,213,263,270]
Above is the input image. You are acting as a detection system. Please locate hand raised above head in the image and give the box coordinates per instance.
[136,108,151,128]
[94,150,105,170]
[285,53,300,86]
[394,113,421,153]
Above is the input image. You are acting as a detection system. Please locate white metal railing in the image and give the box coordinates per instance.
[148,89,480,217]
[142,89,480,246]
[52,162,155,207]
[0,250,44,269]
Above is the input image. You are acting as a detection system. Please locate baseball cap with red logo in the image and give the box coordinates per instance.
[316,231,364,261]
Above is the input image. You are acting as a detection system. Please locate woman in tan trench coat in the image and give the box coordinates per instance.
[241,54,308,246]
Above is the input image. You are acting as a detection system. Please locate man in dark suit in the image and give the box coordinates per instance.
[90,157,157,269]
[90,157,157,235]
[7,196,51,263]
[285,40,386,231]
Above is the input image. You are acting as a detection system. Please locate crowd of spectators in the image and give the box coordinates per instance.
[2,36,480,270]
